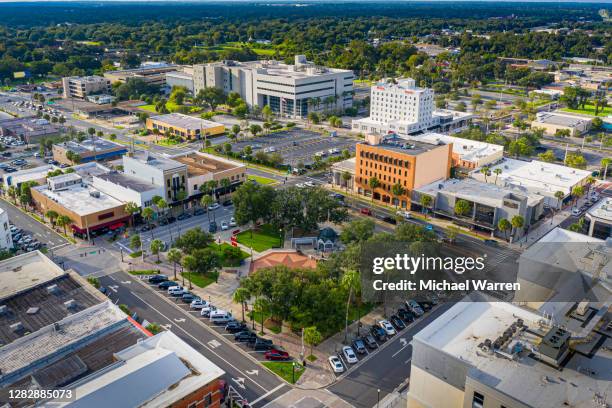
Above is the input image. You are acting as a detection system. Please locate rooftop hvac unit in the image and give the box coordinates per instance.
[26,307,39,315]
[0,305,7,315]
[576,301,590,316]
[89,191,100,198]
[47,284,59,294]
[10,322,23,332]
[64,299,77,309]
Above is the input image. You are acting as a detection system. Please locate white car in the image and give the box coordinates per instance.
[200,305,217,317]
[571,208,582,216]
[379,320,396,336]
[168,286,185,295]
[190,299,209,309]
[208,203,220,210]
[328,356,345,373]
[221,222,229,231]
[342,346,358,364]
[304,181,315,187]
[396,210,411,219]
[229,217,237,227]
[296,183,305,188]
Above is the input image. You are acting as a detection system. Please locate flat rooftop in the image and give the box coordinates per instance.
[363,136,444,156]
[51,331,224,408]
[150,113,222,131]
[4,165,54,185]
[372,78,428,93]
[238,59,351,79]
[414,301,612,408]
[0,271,104,347]
[95,171,159,193]
[71,162,112,180]
[416,178,543,207]
[587,196,612,222]
[172,152,242,176]
[471,158,591,196]
[405,132,503,162]
[55,138,124,154]
[33,183,123,216]
[331,157,356,174]
[128,152,186,172]
[0,251,65,300]
[535,112,591,127]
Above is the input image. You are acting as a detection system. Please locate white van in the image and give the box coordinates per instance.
[210,310,233,324]
[168,286,185,295]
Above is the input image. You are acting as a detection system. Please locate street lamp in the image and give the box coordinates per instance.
[377,389,380,408]
[292,362,296,384]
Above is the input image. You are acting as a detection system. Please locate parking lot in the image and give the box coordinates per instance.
[231,129,357,167]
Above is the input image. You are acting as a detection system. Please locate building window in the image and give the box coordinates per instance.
[472,392,485,408]
[204,393,213,407]
[98,212,114,221]
[187,403,196,408]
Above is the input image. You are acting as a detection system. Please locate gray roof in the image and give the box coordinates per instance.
[96,172,159,193]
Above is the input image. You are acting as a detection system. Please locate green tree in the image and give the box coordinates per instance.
[233,287,251,323]
[249,124,262,137]
[554,190,565,210]
[150,239,164,262]
[303,326,322,358]
[368,177,380,201]
[340,218,375,244]
[125,201,140,229]
[200,195,214,222]
[493,168,502,185]
[130,234,142,252]
[391,182,406,208]
[510,215,525,240]
[173,227,213,254]
[195,87,226,111]
[262,105,273,122]
[45,210,59,226]
[454,199,472,217]
[56,215,72,235]
[538,150,556,163]
[341,171,352,192]
[167,248,182,281]
[420,194,433,218]
[342,269,361,343]
[497,218,511,240]
[253,297,270,334]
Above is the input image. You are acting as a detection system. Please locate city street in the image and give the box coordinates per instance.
[0,198,67,249]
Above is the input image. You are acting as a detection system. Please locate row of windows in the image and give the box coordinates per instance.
[357,176,408,191]
[360,159,410,176]
[359,151,412,168]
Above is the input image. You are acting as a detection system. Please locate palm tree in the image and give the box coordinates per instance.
[156,198,168,224]
[341,171,352,192]
[220,178,231,200]
[420,195,433,218]
[167,248,182,281]
[554,190,565,211]
[45,210,59,227]
[150,239,164,262]
[7,186,17,204]
[368,177,380,202]
[493,168,502,185]
[510,215,525,241]
[342,269,361,343]
[233,287,251,322]
[175,190,188,216]
[497,218,511,241]
[391,182,406,209]
[142,207,155,238]
[201,195,213,222]
[480,166,490,183]
[585,176,595,198]
[571,185,585,209]
[56,215,72,236]
[125,202,139,230]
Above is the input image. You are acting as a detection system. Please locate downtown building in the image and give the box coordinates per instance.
[352,78,473,136]
[0,251,225,408]
[191,55,353,118]
[61,76,112,100]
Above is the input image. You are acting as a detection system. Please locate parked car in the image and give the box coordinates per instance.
[140,224,155,232]
[234,330,257,342]
[406,300,424,316]
[362,334,378,349]
[378,320,396,336]
[208,203,220,211]
[158,281,179,289]
[342,346,359,364]
[200,305,217,317]
[181,293,197,303]
[229,217,237,227]
[418,301,433,312]
[360,207,372,216]
[190,299,209,309]
[168,286,186,296]
[225,321,247,333]
[193,208,206,216]
[328,356,345,373]
[264,350,290,361]
[352,339,367,354]
[148,274,168,284]
[177,213,192,220]
[382,216,397,225]
[221,222,229,231]
[396,210,411,220]
[166,216,177,224]
[222,200,233,207]
[210,310,233,324]
[389,314,406,330]
[370,325,387,342]
[397,308,415,323]
[209,221,218,233]
[251,339,274,351]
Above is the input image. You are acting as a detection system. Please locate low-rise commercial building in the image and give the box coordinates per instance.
[531,111,592,137]
[331,157,356,193]
[62,75,112,99]
[414,178,544,238]
[0,208,12,250]
[31,173,129,236]
[52,138,128,165]
[470,158,592,207]
[146,113,225,140]
[355,133,452,208]
[193,55,353,118]
[585,197,612,239]
[407,300,611,408]
[352,78,472,136]
[170,151,246,198]
[2,164,55,190]
[122,152,188,203]
[103,62,178,86]
[92,171,164,209]
[0,117,59,143]
[166,70,195,93]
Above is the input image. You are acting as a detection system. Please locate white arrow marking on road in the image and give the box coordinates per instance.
[207,339,222,349]
[399,338,407,347]
[108,285,118,293]
[121,280,131,285]
[245,369,259,376]
[232,377,246,389]
[160,324,172,330]
[174,318,186,323]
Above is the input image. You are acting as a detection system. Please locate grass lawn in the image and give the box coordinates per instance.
[236,224,283,252]
[200,42,277,57]
[561,104,612,117]
[262,362,305,384]
[210,242,249,267]
[139,102,201,114]
[129,269,161,275]
[181,272,216,288]
[247,174,277,185]
[156,138,181,146]
[129,250,142,258]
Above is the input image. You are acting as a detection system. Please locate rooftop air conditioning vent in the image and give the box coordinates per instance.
[26,307,39,315]
[47,284,59,294]
[64,299,77,309]
[10,322,23,332]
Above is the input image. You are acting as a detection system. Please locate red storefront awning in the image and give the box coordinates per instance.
[109,222,125,231]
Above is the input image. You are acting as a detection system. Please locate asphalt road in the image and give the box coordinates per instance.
[0,198,67,249]
[98,269,290,407]
[328,302,455,408]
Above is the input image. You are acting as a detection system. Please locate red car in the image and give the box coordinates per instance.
[264,350,290,361]
[360,207,373,216]
[232,229,241,235]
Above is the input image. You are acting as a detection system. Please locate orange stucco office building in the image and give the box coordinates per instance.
[355,134,452,208]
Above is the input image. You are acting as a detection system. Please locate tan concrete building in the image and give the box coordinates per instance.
[531,112,592,137]
[31,173,129,237]
[355,134,452,208]
[122,152,188,203]
[170,151,246,198]
[103,63,178,86]
[52,138,128,165]
[62,76,112,99]
[146,113,225,140]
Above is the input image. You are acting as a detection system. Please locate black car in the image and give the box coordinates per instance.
[158,218,169,226]
[352,338,367,354]
[222,200,233,207]
[251,339,274,351]
[177,213,192,220]
[370,325,387,342]
[225,321,247,333]
[148,274,168,284]
[158,281,179,289]
[390,314,406,330]
[397,308,415,323]
[193,208,205,216]
[362,334,378,349]
[483,239,498,247]
[382,216,397,225]
[418,301,432,312]
[208,221,218,233]
[181,293,196,303]
[234,330,257,342]
[140,224,155,232]
[248,336,273,347]
[167,216,177,224]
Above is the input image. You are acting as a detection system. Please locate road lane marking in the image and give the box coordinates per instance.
[128,291,270,392]
[250,384,286,406]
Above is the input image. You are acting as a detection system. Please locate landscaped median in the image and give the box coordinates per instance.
[262,361,305,384]
[247,174,278,185]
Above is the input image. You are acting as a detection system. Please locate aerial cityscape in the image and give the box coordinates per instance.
[0,1,610,408]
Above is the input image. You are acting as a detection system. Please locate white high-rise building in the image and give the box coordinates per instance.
[352,78,472,136]
[0,208,13,250]
[192,55,353,118]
